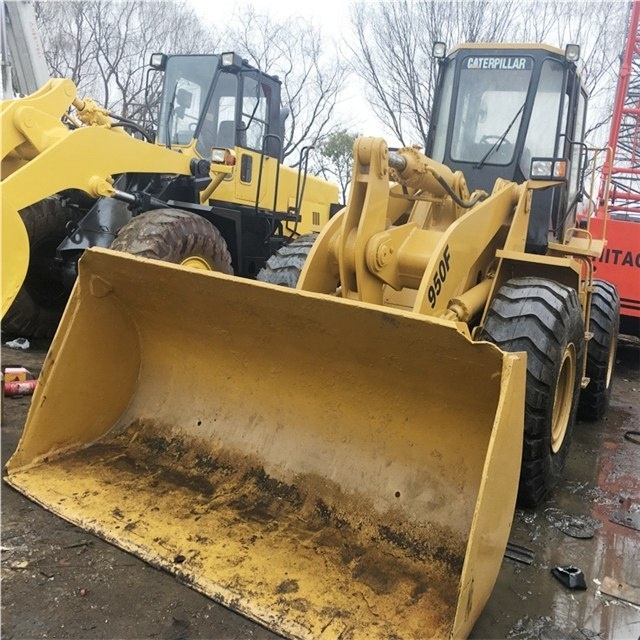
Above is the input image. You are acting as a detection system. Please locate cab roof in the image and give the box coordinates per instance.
[448,43,566,57]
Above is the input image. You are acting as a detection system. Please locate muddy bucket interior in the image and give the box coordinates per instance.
[6,248,525,639]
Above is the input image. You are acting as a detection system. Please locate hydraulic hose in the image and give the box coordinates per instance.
[389,151,486,208]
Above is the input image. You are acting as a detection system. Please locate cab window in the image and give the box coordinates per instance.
[521,59,565,176]
[195,71,237,157]
[241,75,270,152]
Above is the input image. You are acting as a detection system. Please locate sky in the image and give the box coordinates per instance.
[191,0,352,39]
[189,0,403,145]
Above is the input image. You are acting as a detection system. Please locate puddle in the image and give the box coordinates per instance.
[471,345,640,639]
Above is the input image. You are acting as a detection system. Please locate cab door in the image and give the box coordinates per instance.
[234,73,275,206]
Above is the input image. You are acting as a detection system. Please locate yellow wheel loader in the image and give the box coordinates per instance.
[1,51,340,337]
[4,44,619,639]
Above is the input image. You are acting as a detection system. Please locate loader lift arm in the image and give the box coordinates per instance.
[299,137,574,326]
[0,79,213,316]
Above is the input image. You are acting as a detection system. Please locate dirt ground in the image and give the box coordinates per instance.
[1,339,639,640]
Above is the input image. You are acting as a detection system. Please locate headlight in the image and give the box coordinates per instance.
[211,148,226,163]
[432,42,447,59]
[531,160,553,178]
[564,44,580,62]
[221,52,243,71]
[530,158,568,181]
[149,53,167,70]
[210,148,236,166]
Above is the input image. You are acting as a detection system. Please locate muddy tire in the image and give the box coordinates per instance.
[3,197,83,339]
[256,234,318,287]
[578,280,620,421]
[479,277,585,507]
[110,209,233,274]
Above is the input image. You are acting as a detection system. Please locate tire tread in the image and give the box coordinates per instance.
[110,209,233,274]
[256,234,318,287]
[479,277,585,506]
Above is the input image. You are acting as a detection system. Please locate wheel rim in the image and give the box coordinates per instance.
[551,343,576,454]
[180,256,212,270]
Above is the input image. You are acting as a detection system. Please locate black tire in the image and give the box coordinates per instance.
[3,197,83,339]
[110,209,233,274]
[578,280,620,421]
[256,233,318,287]
[478,277,585,507]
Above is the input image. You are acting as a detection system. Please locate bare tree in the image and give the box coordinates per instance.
[350,0,519,147]
[548,1,628,141]
[34,1,101,94]
[36,1,348,165]
[220,6,347,163]
[34,0,219,123]
[348,0,627,147]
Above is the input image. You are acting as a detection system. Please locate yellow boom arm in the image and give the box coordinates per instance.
[299,137,530,329]
[1,79,202,315]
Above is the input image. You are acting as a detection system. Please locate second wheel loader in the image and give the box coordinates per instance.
[5,43,619,639]
[1,51,340,337]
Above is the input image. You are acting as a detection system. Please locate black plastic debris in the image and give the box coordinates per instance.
[504,541,534,565]
[551,565,587,590]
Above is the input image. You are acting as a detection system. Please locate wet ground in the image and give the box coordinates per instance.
[471,341,640,640]
[1,340,639,639]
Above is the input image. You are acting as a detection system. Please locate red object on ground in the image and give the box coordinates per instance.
[4,379,38,396]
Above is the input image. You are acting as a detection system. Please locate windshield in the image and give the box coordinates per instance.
[450,55,534,165]
[157,55,219,146]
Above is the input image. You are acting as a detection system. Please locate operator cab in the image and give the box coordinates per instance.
[426,44,587,251]
[150,52,285,161]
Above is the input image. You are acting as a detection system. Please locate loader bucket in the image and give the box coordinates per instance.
[6,248,525,639]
